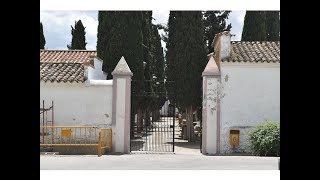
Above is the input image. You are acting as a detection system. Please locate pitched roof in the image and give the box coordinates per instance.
[40,50,97,63]
[40,63,86,83]
[226,41,280,63]
[40,50,95,83]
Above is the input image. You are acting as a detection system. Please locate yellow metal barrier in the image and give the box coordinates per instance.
[40,126,112,157]
[98,128,112,156]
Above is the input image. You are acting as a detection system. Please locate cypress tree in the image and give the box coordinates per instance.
[96,11,107,57]
[203,11,232,53]
[97,11,144,83]
[97,11,145,134]
[140,11,154,128]
[141,11,153,96]
[150,24,166,124]
[40,22,46,49]
[165,11,177,98]
[266,11,280,41]
[67,20,87,50]
[166,11,207,141]
[151,24,166,106]
[97,11,113,79]
[241,11,267,41]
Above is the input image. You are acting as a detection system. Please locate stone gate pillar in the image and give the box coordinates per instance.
[112,56,132,154]
[202,55,221,155]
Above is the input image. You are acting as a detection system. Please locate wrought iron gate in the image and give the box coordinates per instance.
[130,80,176,152]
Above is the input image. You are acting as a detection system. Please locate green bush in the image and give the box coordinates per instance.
[247,122,280,156]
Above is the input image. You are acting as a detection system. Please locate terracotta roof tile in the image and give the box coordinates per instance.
[40,63,86,83]
[225,41,280,63]
[40,50,97,63]
[40,50,97,83]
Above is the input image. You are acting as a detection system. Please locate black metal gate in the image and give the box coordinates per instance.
[130,80,176,152]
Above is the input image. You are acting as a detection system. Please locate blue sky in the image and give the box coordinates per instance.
[40,10,246,50]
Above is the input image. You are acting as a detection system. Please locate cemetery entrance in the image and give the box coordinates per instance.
[130,80,176,152]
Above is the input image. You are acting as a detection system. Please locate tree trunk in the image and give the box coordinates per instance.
[137,108,143,133]
[145,109,151,127]
[152,110,156,123]
[130,111,135,138]
[152,110,159,122]
[181,110,187,140]
[156,110,160,122]
[182,111,187,120]
[186,106,195,142]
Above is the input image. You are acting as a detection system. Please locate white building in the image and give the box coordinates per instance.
[40,50,113,128]
[209,32,280,154]
[160,100,178,116]
[40,33,280,155]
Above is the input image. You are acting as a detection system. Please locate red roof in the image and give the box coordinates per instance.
[40,50,97,63]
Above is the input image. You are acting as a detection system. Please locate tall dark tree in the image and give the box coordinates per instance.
[67,20,87,50]
[97,11,111,77]
[150,24,166,125]
[241,11,267,41]
[139,11,155,129]
[165,11,177,96]
[266,11,280,41]
[40,22,46,49]
[142,11,153,91]
[97,11,144,82]
[203,11,232,53]
[151,24,165,103]
[97,11,145,135]
[166,11,207,141]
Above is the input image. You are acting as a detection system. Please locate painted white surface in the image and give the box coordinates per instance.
[114,78,126,152]
[112,56,133,75]
[204,77,218,154]
[160,100,178,116]
[86,79,113,86]
[40,82,113,128]
[219,62,280,154]
[220,34,231,60]
[87,58,107,80]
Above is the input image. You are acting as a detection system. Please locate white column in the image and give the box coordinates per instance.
[112,56,132,154]
[202,55,221,155]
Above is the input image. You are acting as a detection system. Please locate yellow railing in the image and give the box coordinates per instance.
[40,126,112,157]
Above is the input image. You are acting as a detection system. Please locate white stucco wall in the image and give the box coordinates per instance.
[40,82,113,128]
[160,100,178,116]
[113,78,126,152]
[220,35,231,60]
[219,62,280,154]
[87,58,107,80]
[203,77,219,154]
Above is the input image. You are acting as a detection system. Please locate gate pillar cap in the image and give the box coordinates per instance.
[112,56,133,76]
[202,55,220,76]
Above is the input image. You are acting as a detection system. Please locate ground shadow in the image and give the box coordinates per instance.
[130,140,146,151]
[166,141,200,150]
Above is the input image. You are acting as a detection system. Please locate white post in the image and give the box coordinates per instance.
[202,55,221,155]
[111,56,133,154]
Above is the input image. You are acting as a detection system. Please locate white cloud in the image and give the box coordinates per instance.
[152,10,169,25]
[40,10,246,50]
[152,10,169,50]
[226,10,246,41]
[40,11,98,50]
